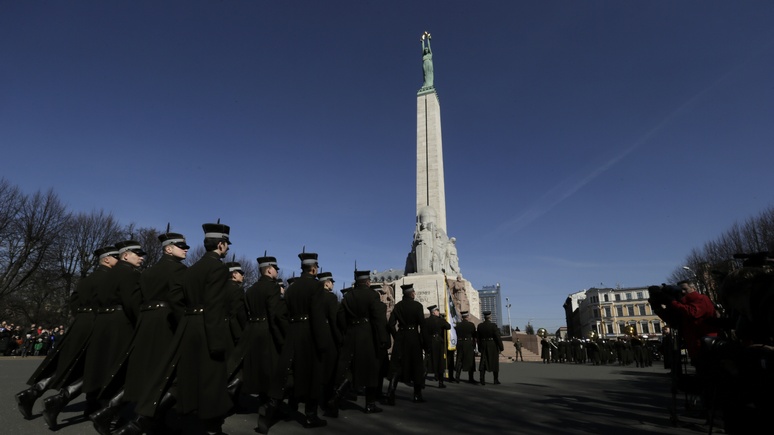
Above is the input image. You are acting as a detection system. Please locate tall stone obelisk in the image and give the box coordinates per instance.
[416,82,447,235]
[399,33,480,322]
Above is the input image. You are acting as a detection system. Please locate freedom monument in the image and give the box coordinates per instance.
[394,32,480,321]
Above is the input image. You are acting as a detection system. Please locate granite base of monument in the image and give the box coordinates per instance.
[394,273,481,322]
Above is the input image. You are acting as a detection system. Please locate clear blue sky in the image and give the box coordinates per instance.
[2,1,773,331]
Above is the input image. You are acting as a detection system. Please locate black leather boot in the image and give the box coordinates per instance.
[494,372,501,385]
[255,398,278,434]
[479,371,486,386]
[302,401,327,428]
[325,378,350,418]
[467,371,478,385]
[15,376,53,419]
[364,388,382,414]
[113,418,145,435]
[43,380,82,429]
[438,377,446,389]
[89,389,125,435]
[412,386,425,403]
[454,368,462,383]
[385,377,398,406]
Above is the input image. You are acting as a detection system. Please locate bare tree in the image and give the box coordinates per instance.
[0,187,68,302]
[669,205,774,303]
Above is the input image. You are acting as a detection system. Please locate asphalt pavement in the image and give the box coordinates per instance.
[2,356,715,435]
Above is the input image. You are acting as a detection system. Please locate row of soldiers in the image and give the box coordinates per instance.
[539,337,655,367]
[15,222,505,434]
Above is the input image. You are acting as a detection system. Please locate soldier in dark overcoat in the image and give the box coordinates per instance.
[317,271,342,415]
[257,252,329,433]
[225,255,286,408]
[477,311,504,385]
[423,304,451,388]
[83,240,145,414]
[386,283,427,404]
[121,223,234,435]
[16,246,117,425]
[224,261,248,354]
[454,310,477,383]
[327,270,388,416]
[89,232,188,435]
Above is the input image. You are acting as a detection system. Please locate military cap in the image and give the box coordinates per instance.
[317,272,334,283]
[298,252,318,266]
[158,232,190,250]
[202,223,231,244]
[461,311,470,318]
[483,310,492,317]
[400,283,415,294]
[427,305,439,312]
[94,246,119,260]
[225,262,243,274]
[115,240,147,256]
[257,256,280,270]
[354,269,370,281]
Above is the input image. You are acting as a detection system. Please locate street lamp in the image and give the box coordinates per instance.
[505,297,513,336]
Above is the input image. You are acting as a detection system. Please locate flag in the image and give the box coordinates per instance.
[445,276,458,351]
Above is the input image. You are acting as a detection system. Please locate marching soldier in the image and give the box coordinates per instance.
[226,254,286,414]
[386,283,426,404]
[224,261,248,355]
[16,245,118,426]
[327,269,388,416]
[257,251,329,433]
[318,271,342,416]
[423,305,451,388]
[454,311,477,383]
[121,222,234,435]
[83,240,145,416]
[477,311,503,385]
[90,232,189,435]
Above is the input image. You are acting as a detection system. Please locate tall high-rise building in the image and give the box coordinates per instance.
[479,283,502,328]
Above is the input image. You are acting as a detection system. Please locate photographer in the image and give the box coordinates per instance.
[649,281,719,368]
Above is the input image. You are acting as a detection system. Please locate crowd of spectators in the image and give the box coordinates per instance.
[0,321,66,357]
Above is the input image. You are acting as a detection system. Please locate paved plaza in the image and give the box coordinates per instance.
[2,356,716,435]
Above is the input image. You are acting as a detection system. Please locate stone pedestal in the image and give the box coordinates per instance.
[395,273,481,321]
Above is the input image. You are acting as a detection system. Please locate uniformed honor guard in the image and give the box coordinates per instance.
[226,254,286,414]
[317,271,342,416]
[91,232,189,435]
[257,251,328,433]
[83,240,145,416]
[477,311,504,385]
[454,311,478,383]
[327,269,388,416]
[423,304,451,388]
[386,283,427,404]
[224,261,248,356]
[16,245,118,427]
[123,223,234,435]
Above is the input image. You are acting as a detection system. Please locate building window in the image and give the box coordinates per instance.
[606,323,613,335]
[626,293,632,300]
[593,308,599,319]
[654,322,661,334]
[603,294,609,302]
[616,306,624,317]
[638,304,647,316]
[641,322,650,334]
[636,291,643,299]
[604,307,611,318]
[627,306,635,316]
[615,294,621,301]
